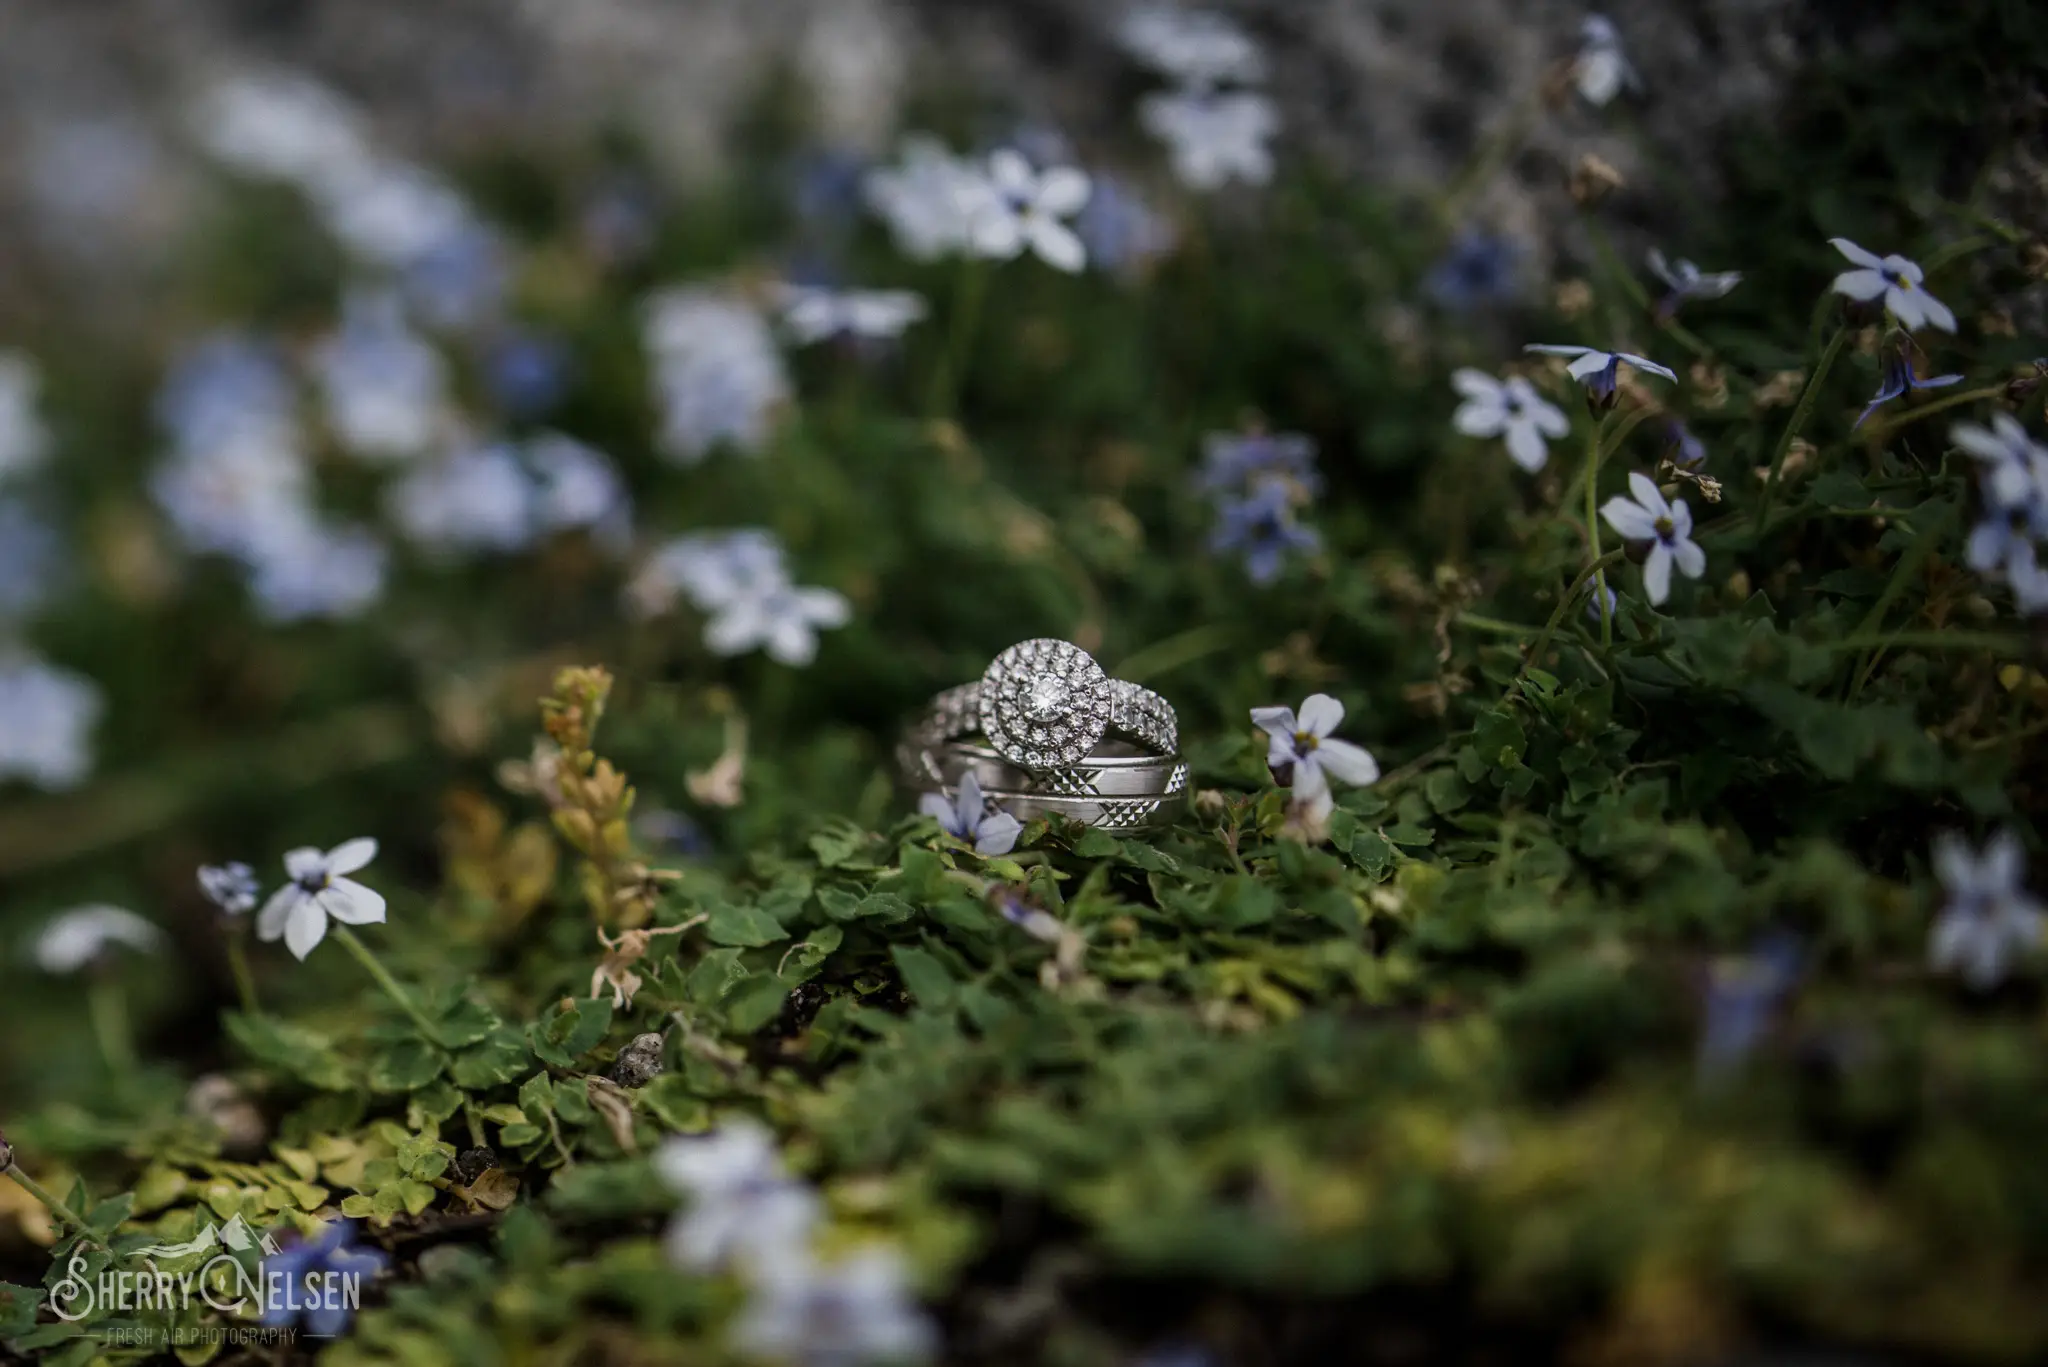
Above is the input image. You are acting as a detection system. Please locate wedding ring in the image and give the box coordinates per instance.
[905,638,1178,767]
[900,640,1186,832]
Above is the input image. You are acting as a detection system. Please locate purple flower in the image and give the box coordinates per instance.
[1830,238,1955,334]
[1854,334,1963,429]
[1525,344,1677,410]
[199,862,260,916]
[483,330,571,418]
[1209,479,1319,585]
[1698,931,1802,1077]
[1599,472,1704,606]
[1666,418,1707,468]
[259,1220,388,1339]
[1250,693,1379,815]
[1196,431,1319,496]
[1424,230,1523,312]
[1075,174,1177,279]
[1930,831,2044,989]
[919,771,1023,857]
[1646,249,1741,320]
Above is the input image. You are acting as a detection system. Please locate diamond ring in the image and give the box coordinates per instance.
[905,638,1178,770]
[900,639,1183,833]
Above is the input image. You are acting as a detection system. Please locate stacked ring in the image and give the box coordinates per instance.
[899,639,1186,832]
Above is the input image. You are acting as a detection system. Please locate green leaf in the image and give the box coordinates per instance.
[431,997,500,1050]
[891,944,957,1008]
[531,999,615,1069]
[449,1025,534,1089]
[519,1072,557,1119]
[705,900,791,947]
[0,1282,43,1337]
[723,975,793,1033]
[851,892,915,924]
[1073,828,1121,858]
[406,1080,465,1131]
[369,1041,446,1093]
[222,1011,353,1091]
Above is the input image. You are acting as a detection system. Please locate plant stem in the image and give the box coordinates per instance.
[1517,550,1626,684]
[87,980,134,1077]
[1113,624,1237,684]
[330,926,442,1044]
[1585,419,1614,647]
[226,929,260,1016]
[927,258,987,421]
[3,1164,99,1247]
[1756,324,1848,527]
[1860,384,2007,442]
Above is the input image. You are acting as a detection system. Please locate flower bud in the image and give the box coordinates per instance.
[0,1129,13,1171]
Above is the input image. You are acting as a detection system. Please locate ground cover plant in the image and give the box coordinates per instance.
[4,4,2048,1363]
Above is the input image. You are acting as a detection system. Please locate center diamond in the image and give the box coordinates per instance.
[1024,675,1069,722]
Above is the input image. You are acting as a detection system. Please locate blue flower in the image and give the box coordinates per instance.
[1209,479,1319,585]
[401,223,507,332]
[1930,831,2044,990]
[1583,584,1620,625]
[0,497,61,619]
[259,1220,387,1339]
[483,330,572,418]
[1524,344,1677,410]
[1697,931,1801,1077]
[1074,174,1178,279]
[1646,249,1741,320]
[785,147,870,230]
[198,862,260,916]
[1424,230,1523,312]
[919,771,1023,856]
[1666,418,1707,468]
[1853,334,1963,429]
[1197,431,1320,496]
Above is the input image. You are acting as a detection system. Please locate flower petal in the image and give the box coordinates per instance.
[1035,167,1090,216]
[1504,420,1550,473]
[1565,351,1615,380]
[1296,693,1345,737]
[1524,343,1592,360]
[1600,496,1656,542]
[1315,738,1380,786]
[1917,292,1957,334]
[1829,237,1882,269]
[955,771,986,835]
[1451,368,1501,401]
[1288,754,1331,806]
[1029,219,1087,273]
[1249,706,1297,739]
[1453,398,1505,438]
[256,886,302,942]
[1830,268,1887,301]
[325,837,377,876]
[323,878,386,926]
[918,791,958,829]
[1618,353,1677,382]
[283,899,329,961]
[283,846,326,881]
[1626,471,1670,519]
[1642,543,1674,605]
[973,812,1023,857]
[1672,537,1707,580]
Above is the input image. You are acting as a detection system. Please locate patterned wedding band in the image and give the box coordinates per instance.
[905,638,1179,768]
[898,741,1190,834]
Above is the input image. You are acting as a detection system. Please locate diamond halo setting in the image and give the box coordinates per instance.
[978,638,1113,769]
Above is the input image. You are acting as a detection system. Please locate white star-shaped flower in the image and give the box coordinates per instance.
[1828,238,1955,334]
[1930,831,2044,989]
[1599,471,1705,606]
[1451,369,1570,473]
[772,285,929,345]
[1139,90,1277,190]
[967,150,1091,273]
[256,838,385,961]
[1250,694,1379,816]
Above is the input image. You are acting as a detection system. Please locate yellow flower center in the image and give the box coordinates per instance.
[1294,731,1319,752]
